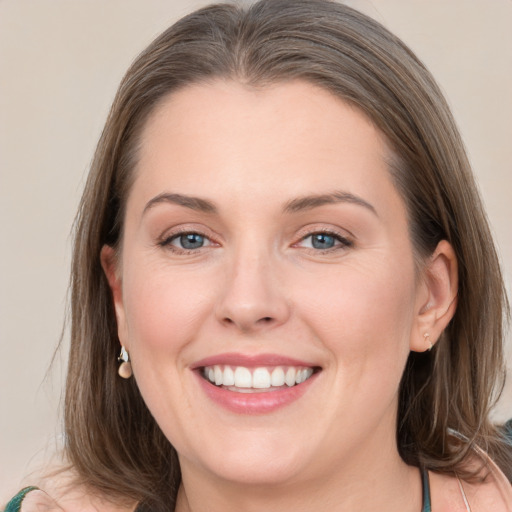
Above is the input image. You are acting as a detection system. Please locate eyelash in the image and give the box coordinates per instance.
[295,229,353,253]
[158,227,353,256]
[157,229,217,254]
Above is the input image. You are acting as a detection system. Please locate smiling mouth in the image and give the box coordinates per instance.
[201,365,318,393]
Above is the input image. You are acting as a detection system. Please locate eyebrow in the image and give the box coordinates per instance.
[283,191,377,216]
[143,192,217,215]
[142,190,377,217]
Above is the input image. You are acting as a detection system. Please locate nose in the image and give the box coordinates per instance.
[215,249,290,333]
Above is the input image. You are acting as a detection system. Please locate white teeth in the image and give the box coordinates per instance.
[253,367,271,389]
[223,365,235,386]
[214,365,223,385]
[285,367,296,387]
[295,368,313,384]
[234,367,252,388]
[296,368,312,384]
[271,367,285,386]
[203,365,315,389]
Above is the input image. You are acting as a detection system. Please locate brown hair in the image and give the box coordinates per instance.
[65,0,511,509]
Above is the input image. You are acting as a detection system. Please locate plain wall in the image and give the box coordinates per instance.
[1,0,511,496]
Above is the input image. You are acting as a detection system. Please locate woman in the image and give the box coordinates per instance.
[4,0,511,510]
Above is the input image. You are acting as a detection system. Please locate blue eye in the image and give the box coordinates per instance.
[298,231,352,251]
[175,233,205,249]
[185,234,203,249]
[160,232,211,251]
[311,233,336,249]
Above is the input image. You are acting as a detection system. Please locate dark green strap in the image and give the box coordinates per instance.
[504,418,512,445]
[3,487,39,512]
[422,468,431,512]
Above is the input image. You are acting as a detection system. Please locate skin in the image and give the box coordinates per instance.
[101,80,458,512]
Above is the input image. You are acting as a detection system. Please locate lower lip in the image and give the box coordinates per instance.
[195,371,319,414]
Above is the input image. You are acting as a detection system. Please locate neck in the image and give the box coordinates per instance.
[176,449,422,512]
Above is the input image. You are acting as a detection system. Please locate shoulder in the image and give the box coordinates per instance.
[3,470,137,512]
[3,488,62,512]
[429,451,512,512]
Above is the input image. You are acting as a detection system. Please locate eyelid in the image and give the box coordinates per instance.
[293,226,354,251]
[157,225,220,252]
[169,232,213,248]
[155,224,353,254]
[295,221,355,239]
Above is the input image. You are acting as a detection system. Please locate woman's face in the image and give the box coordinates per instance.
[105,80,432,486]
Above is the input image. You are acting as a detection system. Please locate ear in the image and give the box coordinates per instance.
[410,240,458,352]
[100,245,129,349]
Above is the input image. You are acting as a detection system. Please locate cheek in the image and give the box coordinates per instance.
[297,257,416,367]
[121,261,215,354]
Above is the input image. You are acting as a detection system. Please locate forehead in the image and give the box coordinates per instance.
[130,79,404,223]
[140,79,390,162]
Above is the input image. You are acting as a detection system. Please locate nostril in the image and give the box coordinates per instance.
[220,313,279,330]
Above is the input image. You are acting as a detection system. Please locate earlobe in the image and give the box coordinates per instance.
[410,240,458,352]
[100,245,128,347]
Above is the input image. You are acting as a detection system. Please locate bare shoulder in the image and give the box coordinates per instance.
[430,454,512,512]
[17,489,62,512]
[15,469,136,512]
[461,455,512,512]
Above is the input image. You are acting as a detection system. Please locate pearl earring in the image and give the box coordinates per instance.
[424,333,433,351]
[118,346,133,378]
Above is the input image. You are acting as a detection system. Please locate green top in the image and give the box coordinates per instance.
[422,468,431,512]
[2,487,39,512]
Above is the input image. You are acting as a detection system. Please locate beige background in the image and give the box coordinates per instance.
[1,0,511,497]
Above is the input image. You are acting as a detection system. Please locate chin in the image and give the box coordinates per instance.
[204,453,305,486]
[179,432,315,486]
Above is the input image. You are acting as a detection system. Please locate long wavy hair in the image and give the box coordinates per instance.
[65,1,511,509]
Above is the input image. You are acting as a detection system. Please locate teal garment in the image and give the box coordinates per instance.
[504,418,512,445]
[2,487,39,512]
[5,475,432,512]
[422,468,432,512]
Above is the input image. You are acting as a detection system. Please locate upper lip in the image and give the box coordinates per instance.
[191,352,319,370]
